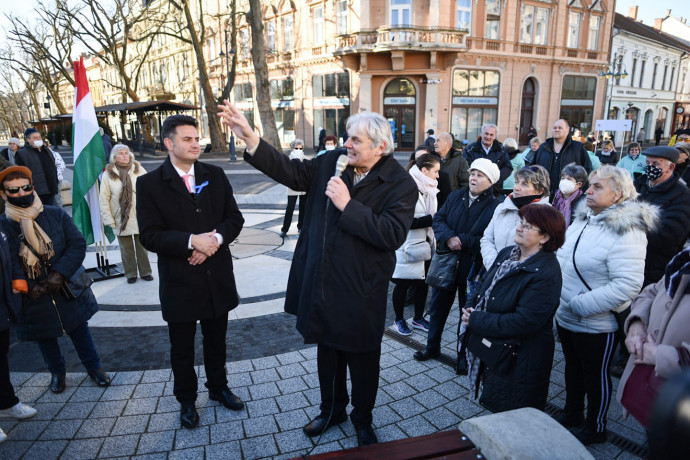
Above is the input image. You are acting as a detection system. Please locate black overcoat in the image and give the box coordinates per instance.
[466,246,562,413]
[136,157,244,323]
[246,140,417,352]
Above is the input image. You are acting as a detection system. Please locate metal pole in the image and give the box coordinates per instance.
[226,27,237,162]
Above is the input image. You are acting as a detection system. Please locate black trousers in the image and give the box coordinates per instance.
[168,312,229,403]
[425,284,466,353]
[557,323,617,433]
[391,278,427,321]
[0,328,19,410]
[317,343,381,426]
[281,195,305,233]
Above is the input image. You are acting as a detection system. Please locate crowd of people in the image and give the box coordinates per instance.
[1,116,690,451]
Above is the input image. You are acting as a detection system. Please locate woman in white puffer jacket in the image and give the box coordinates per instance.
[554,165,658,445]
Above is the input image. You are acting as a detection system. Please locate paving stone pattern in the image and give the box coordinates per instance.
[2,304,646,459]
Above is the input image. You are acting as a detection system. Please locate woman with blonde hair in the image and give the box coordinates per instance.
[99,144,152,284]
[555,165,658,444]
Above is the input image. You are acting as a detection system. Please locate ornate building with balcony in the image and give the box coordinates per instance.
[231,0,615,149]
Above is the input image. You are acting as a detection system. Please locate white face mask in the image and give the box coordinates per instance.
[32,140,44,148]
[558,179,577,195]
[325,145,336,151]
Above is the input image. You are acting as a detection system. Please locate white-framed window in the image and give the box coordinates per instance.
[390,0,411,27]
[267,21,276,52]
[283,16,293,51]
[456,0,471,32]
[207,38,216,64]
[587,15,600,50]
[313,6,324,45]
[520,4,548,45]
[567,12,580,48]
[240,29,250,58]
[485,0,500,40]
[337,0,348,34]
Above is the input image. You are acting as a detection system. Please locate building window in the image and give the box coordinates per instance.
[485,0,500,40]
[668,66,675,91]
[274,108,295,144]
[234,82,253,102]
[240,29,250,58]
[457,0,472,32]
[662,64,668,91]
[630,58,637,87]
[313,6,324,45]
[567,12,579,48]
[651,62,658,89]
[639,59,646,88]
[520,4,548,45]
[313,72,350,98]
[587,16,600,50]
[451,69,500,143]
[313,72,351,143]
[266,21,276,52]
[283,16,293,51]
[337,0,348,34]
[560,75,596,134]
[270,78,294,101]
[391,0,411,27]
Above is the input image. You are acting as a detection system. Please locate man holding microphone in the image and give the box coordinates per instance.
[218,102,417,446]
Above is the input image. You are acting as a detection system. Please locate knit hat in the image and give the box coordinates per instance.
[24,128,39,138]
[645,146,679,164]
[469,158,500,185]
[8,137,20,146]
[674,142,690,157]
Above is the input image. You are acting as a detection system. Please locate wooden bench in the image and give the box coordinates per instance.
[294,429,482,459]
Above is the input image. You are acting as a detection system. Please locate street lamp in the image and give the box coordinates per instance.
[599,53,629,121]
[219,28,236,162]
[45,95,57,147]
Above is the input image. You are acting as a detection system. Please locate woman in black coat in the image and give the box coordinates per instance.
[414,159,500,364]
[462,204,565,412]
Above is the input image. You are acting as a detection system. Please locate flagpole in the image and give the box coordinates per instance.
[95,179,111,275]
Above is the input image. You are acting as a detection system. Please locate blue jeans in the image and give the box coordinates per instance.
[37,322,101,375]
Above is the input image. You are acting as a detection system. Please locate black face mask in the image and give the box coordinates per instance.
[645,164,664,181]
[7,194,35,208]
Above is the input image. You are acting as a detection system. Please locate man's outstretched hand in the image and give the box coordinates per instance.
[217,100,260,150]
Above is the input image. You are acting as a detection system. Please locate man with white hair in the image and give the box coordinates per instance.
[463,124,512,189]
[218,101,417,447]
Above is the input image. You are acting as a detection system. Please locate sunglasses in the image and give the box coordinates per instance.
[4,184,34,194]
[293,147,303,150]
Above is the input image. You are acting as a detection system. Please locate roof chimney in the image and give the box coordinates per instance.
[654,18,663,30]
[667,9,672,17]
[628,6,638,21]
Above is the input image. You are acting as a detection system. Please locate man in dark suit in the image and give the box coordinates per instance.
[136,115,245,429]
[218,102,417,446]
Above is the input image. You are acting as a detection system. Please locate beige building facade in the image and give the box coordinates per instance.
[232,0,614,150]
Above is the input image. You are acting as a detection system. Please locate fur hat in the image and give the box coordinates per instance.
[8,137,20,146]
[645,146,679,164]
[469,158,500,185]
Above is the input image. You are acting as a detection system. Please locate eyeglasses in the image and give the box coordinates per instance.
[678,136,690,141]
[293,147,303,150]
[517,219,540,232]
[4,184,34,194]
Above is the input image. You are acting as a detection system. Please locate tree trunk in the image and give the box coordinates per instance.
[181,1,225,151]
[247,0,282,151]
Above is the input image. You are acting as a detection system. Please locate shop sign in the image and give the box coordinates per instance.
[314,97,350,107]
[452,97,498,105]
[384,97,416,105]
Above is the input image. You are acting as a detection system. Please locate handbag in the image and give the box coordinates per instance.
[426,250,459,290]
[465,332,520,375]
[620,364,665,428]
[402,240,432,263]
[19,235,79,301]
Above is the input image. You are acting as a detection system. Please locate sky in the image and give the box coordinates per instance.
[614,0,682,26]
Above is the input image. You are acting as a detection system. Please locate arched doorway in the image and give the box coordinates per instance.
[519,78,537,145]
[383,78,416,151]
[643,109,654,141]
[625,107,639,143]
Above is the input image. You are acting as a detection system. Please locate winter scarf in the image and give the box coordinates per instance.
[4,191,55,278]
[552,189,583,227]
[665,248,690,298]
[115,162,133,231]
[409,165,439,218]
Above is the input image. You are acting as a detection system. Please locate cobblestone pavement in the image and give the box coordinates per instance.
[1,152,646,459]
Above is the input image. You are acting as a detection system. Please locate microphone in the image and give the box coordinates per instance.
[334,154,349,178]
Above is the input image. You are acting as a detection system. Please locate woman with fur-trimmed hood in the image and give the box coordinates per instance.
[554,165,659,445]
[99,144,153,284]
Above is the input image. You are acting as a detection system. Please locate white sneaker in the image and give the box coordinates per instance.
[0,427,7,443]
[0,402,38,420]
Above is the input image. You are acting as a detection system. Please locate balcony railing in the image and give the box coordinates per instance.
[335,26,467,53]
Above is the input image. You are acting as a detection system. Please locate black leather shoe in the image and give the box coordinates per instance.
[413,349,440,361]
[180,402,199,429]
[87,368,111,387]
[209,388,244,411]
[50,373,66,394]
[576,427,607,445]
[355,424,378,446]
[141,275,154,281]
[303,412,348,437]
[127,277,137,284]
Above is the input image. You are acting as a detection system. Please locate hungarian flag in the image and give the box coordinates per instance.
[72,57,112,244]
